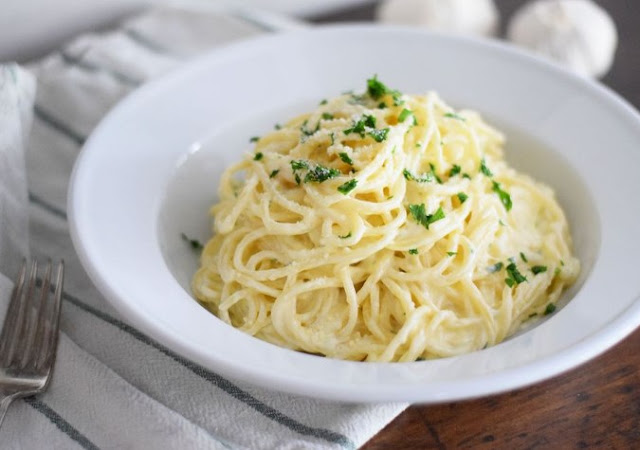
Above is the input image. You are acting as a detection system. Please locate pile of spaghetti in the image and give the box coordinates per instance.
[192,76,579,362]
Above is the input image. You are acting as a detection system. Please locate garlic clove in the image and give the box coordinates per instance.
[507,0,618,78]
[376,0,500,38]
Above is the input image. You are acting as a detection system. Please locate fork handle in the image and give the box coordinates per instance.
[0,394,15,428]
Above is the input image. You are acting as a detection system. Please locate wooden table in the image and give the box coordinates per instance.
[314,1,640,447]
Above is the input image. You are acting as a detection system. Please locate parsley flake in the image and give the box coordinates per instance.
[492,181,513,211]
[269,169,279,178]
[462,173,472,179]
[304,165,340,183]
[337,179,358,194]
[368,127,390,142]
[181,233,203,251]
[531,265,548,275]
[322,113,334,120]
[505,262,527,286]
[544,303,557,315]
[319,99,328,105]
[367,75,387,100]
[447,251,457,256]
[274,123,282,130]
[429,163,443,184]
[444,112,465,121]
[403,169,433,183]
[339,232,352,239]
[339,152,353,165]
[250,136,260,143]
[409,248,419,255]
[449,164,461,177]
[480,158,493,177]
[344,114,376,138]
[457,192,468,203]
[520,252,528,263]
[487,262,503,273]
[408,204,445,229]
[398,108,417,125]
[300,120,320,139]
[253,152,263,161]
[290,160,309,172]
[366,75,403,105]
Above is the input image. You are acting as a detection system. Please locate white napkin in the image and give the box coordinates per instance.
[0,7,407,449]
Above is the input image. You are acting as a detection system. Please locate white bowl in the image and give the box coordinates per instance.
[68,25,640,403]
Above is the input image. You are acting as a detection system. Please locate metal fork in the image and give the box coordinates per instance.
[0,260,64,427]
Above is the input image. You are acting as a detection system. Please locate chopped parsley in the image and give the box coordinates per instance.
[398,108,417,125]
[449,164,461,177]
[300,120,320,139]
[366,75,403,105]
[409,248,419,255]
[505,262,527,287]
[253,152,263,161]
[531,265,548,275]
[444,112,465,121]
[290,160,309,172]
[321,112,334,120]
[339,232,352,239]
[408,204,445,229]
[181,233,203,251]
[457,192,468,203]
[544,303,557,315]
[447,251,457,256]
[250,136,260,143]
[344,114,389,142]
[554,267,561,276]
[520,252,528,263]
[492,181,513,211]
[337,179,358,194]
[480,158,493,177]
[295,174,301,185]
[368,127,390,142]
[462,173,472,179]
[339,152,353,165]
[304,165,340,183]
[487,262,503,273]
[344,114,376,138]
[429,163,443,184]
[269,169,279,178]
[403,169,434,183]
[274,123,282,130]
[367,75,387,99]
[378,102,387,109]
[319,99,328,105]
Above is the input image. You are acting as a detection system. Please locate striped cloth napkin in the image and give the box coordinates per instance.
[0,6,407,449]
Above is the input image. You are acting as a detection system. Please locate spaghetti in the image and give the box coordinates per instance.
[192,76,579,362]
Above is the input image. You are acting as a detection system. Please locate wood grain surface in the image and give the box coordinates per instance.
[314,1,640,448]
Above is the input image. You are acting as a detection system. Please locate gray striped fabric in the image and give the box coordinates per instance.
[0,7,407,449]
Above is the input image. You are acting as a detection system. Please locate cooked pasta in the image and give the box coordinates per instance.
[192,76,579,362]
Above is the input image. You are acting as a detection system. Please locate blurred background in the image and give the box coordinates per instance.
[2,0,638,104]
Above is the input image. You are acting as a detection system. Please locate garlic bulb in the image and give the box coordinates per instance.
[376,0,500,37]
[507,0,618,78]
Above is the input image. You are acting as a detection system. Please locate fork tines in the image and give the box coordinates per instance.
[0,260,65,371]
